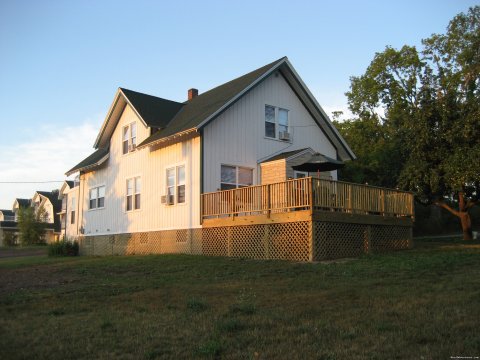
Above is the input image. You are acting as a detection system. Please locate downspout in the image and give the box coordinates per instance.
[77,173,84,236]
[199,129,204,225]
[64,194,67,239]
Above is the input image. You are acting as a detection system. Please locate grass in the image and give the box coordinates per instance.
[0,237,479,359]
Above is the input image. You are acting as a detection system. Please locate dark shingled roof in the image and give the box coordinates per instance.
[65,180,74,188]
[120,88,185,129]
[261,148,310,163]
[0,209,14,217]
[15,198,31,208]
[66,147,109,176]
[36,191,62,233]
[138,57,286,147]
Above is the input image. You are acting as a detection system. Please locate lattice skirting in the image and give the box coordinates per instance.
[79,222,311,262]
[79,221,411,262]
[313,221,412,261]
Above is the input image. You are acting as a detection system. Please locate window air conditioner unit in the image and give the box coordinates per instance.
[161,195,175,205]
[279,131,290,141]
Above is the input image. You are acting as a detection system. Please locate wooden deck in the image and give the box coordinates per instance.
[201,177,414,225]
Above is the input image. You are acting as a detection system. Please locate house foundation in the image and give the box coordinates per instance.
[79,210,412,261]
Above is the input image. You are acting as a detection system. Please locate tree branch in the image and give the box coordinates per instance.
[434,201,461,217]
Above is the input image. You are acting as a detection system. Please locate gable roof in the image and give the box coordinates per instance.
[137,57,287,148]
[36,191,61,210]
[14,198,31,209]
[65,147,109,176]
[135,57,355,160]
[70,57,355,177]
[120,88,185,129]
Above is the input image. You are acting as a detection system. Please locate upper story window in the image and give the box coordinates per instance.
[89,186,105,210]
[126,177,141,211]
[220,165,253,190]
[70,196,76,224]
[122,122,137,154]
[265,105,290,140]
[166,165,186,205]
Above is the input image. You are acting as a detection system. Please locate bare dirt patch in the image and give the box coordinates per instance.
[0,248,47,258]
[0,263,76,296]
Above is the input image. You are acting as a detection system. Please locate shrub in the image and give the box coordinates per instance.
[3,232,17,247]
[48,239,79,257]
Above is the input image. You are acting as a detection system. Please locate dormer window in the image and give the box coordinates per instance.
[122,122,137,154]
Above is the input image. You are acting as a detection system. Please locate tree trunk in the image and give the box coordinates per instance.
[434,191,473,241]
[459,211,473,241]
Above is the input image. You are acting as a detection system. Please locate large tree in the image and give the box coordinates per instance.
[344,6,480,240]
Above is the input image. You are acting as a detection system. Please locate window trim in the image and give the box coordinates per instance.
[88,185,106,211]
[122,121,137,155]
[165,164,187,206]
[264,104,290,141]
[70,196,76,224]
[126,176,141,212]
[220,164,254,190]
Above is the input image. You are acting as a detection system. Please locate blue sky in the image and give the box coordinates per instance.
[0,0,477,208]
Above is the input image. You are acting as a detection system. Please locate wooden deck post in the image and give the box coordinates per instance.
[382,189,386,217]
[267,183,271,218]
[308,177,313,214]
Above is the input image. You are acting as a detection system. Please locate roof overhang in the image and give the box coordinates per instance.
[259,148,315,164]
[137,128,198,150]
[65,152,109,177]
[58,181,72,199]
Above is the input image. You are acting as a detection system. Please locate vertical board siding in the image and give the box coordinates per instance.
[203,73,338,193]
[81,104,201,236]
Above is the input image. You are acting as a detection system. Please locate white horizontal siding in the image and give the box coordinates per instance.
[203,72,338,192]
[79,104,201,236]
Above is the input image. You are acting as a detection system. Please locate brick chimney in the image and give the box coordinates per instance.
[188,88,198,100]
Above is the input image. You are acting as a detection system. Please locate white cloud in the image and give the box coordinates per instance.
[0,115,102,209]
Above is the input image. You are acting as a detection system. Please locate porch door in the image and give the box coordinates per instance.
[294,171,308,178]
[293,171,309,208]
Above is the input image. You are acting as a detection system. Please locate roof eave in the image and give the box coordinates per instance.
[283,58,356,161]
[136,128,198,150]
[93,89,150,149]
[65,153,109,177]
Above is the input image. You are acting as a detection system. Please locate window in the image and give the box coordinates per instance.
[166,165,186,204]
[126,177,141,211]
[89,186,105,210]
[70,197,76,224]
[221,165,253,190]
[122,122,137,154]
[265,105,289,140]
[177,166,185,203]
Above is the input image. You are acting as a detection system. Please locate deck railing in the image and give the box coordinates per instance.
[201,177,414,220]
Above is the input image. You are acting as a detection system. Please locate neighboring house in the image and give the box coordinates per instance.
[0,199,32,246]
[57,179,80,239]
[12,198,31,221]
[66,57,414,260]
[31,191,62,243]
[0,210,17,246]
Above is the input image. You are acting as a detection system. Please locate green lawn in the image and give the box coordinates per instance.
[1,238,479,359]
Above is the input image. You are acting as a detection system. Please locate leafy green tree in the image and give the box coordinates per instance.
[18,206,47,245]
[344,6,480,240]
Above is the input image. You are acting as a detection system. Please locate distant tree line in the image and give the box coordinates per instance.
[334,6,479,240]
